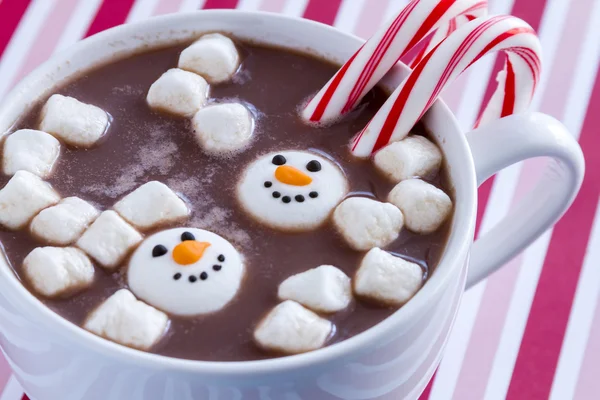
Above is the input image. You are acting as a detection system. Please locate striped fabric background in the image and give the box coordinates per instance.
[0,0,598,399]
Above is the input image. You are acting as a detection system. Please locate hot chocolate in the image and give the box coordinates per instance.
[0,35,453,361]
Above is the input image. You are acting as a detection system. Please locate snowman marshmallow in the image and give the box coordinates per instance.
[128,227,244,316]
[237,151,348,231]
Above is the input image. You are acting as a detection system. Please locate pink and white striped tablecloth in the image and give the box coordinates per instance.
[0,0,598,399]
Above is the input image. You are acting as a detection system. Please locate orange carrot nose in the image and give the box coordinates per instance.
[172,241,210,265]
[275,165,313,186]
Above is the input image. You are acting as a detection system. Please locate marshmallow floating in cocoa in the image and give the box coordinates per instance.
[192,103,253,154]
[30,197,99,245]
[238,151,348,231]
[128,228,245,316]
[254,300,332,354]
[77,210,142,270]
[113,181,189,231]
[23,247,94,298]
[147,68,209,117]
[373,135,442,183]
[84,289,168,350]
[178,33,240,84]
[2,129,61,178]
[0,170,60,230]
[39,94,109,148]
[333,197,403,251]
[278,265,352,313]
[388,178,452,234]
[354,248,423,306]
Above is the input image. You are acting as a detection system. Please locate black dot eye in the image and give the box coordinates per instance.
[152,245,168,257]
[306,160,321,172]
[181,232,195,241]
[218,254,225,262]
[272,155,286,165]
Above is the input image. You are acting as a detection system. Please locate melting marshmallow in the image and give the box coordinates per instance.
[278,265,351,313]
[0,171,60,230]
[30,197,99,245]
[84,289,168,350]
[388,179,452,234]
[77,211,143,269]
[354,248,423,306]
[3,129,60,178]
[192,103,253,154]
[113,181,189,231]
[333,197,403,251]
[238,151,347,231]
[128,228,245,316]
[373,135,442,183]
[254,300,332,354]
[39,94,109,147]
[147,68,209,117]
[23,247,94,298]
[178,33,240,84]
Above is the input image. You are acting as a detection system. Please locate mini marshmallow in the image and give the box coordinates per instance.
[77,211,143,269]
[238,151,348,231]
[30,197,99,245]
[333,197,403,251]
[354,248,423,306]
[278,265,351,313]
[373,135,442,183]
[178,33,240,84]
[23,247,94,298]
[192,103,253,154]
[113,181,189,231]
[147,68,209,117]
[0,170,60,230]
[39,94,109,147]
[254,300,332,354]
[3,129,61,178]
[388,179,452,234]
[84,289,168,350]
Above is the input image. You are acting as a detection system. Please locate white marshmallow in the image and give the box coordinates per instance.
[178,33,240,84]
[84,289,168,350]
[128,228,245,316]
[354,248,423,306]
[113,181,189,231]
[278,265,351,313]
[0,170,60,230]
[147,68,209,117]
[388,179,452,234]
[3,129,61,178]
[373,135,442,183]
[192,103,253,154]
[39,94,109,147]
[238,151,348,231]
[30,197,99,245]
[333,197,403,251]
[254,300,332,354]
[23,247,94,298]
[77,211,143,269]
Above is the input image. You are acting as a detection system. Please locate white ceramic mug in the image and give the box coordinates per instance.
[0,11,584,400]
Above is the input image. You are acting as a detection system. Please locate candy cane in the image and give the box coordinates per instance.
[350,15,541,158]
[302,0,488,125]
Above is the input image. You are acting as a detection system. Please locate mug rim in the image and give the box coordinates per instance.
[0,10,477,376]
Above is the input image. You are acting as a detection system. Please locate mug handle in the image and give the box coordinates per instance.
[464,112,585,288]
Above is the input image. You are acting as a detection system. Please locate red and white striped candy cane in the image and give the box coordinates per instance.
[350,15,541,157]
[301,0,487,124]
